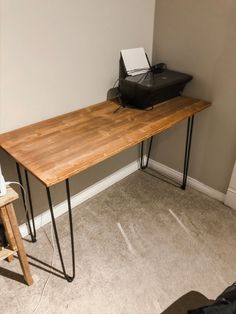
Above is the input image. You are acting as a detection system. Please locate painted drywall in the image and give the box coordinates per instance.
[1,0,155,131]
[225,161,236,209]
[0,0,155,222]
[152,0,236,193]
[228,162,236,191]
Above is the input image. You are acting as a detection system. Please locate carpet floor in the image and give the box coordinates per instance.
[1,170,236,314]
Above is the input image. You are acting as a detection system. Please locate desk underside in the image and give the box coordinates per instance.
[0,97,210,187]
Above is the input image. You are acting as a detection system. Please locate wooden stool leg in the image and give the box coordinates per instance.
[5,204,33,286]
[0,207,17,262]
[6,254,14,262]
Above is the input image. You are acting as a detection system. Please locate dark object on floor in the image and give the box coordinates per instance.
[188,283,236,313]
[161,291,213,314]
[0,223,7,247]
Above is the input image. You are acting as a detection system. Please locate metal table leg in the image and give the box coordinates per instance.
[140,116,195,190]
[46,179,75,282]
[16,163,37,242]
[140,136,153,170]
[181,115,195,190]
[14,115,193,282]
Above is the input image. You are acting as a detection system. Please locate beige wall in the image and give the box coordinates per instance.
[1,0,155,131]
[152,0,236,193]
[0,0,155,222]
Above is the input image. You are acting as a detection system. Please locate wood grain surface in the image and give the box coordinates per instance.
[0,205,17,251]
[0,248,15,261]
[6,203,33,285]
[0,188,33,285]
[0,97,210,187]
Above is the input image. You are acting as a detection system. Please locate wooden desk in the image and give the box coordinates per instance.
[0,96,210,282]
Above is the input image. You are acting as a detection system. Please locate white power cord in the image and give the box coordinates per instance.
[6,181,55,313]
[33,223,55,314]
[6,181,29,223]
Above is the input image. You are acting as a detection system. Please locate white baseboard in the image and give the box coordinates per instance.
[19,160,139,237]
[19,157,226,237]
[224,188,236,210]
[149,159,225,202]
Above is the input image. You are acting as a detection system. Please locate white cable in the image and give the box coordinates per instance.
[6,181,36,238]
[33,223,55,314]
[6,181,28,215]
[6,181,55,313]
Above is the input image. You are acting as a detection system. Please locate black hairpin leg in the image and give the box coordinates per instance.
[16,163,37,242]
[181,116,195,190]
[24,170,37,241]
[46,179,75,282]
[140,136,153,170]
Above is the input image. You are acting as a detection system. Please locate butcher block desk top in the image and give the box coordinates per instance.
[0,97,210,187]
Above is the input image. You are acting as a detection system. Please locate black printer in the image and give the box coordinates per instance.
[119,54,193,110]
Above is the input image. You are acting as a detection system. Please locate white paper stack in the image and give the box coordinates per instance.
[121,47,150,76]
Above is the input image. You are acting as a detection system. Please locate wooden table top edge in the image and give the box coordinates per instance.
[0,96,211,188]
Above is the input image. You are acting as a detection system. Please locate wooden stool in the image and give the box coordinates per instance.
[0,186,33,285]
